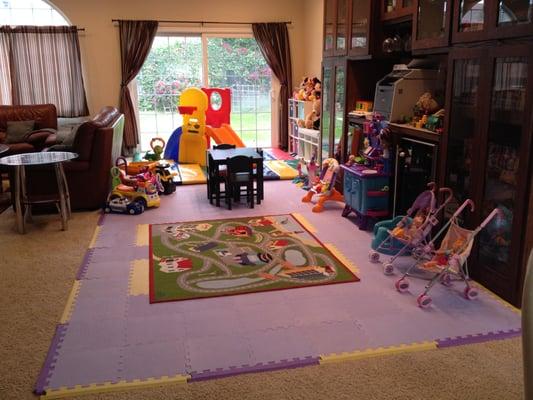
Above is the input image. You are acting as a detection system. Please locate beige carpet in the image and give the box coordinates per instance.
[0,208,524,400]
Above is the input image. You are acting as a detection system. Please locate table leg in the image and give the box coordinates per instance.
[14,165,25,234]
[54,163,68,231]
[58,163,71,219]
[257,158,263,204]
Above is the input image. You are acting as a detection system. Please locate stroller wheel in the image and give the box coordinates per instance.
[395,278,409,293]
[440,273,453,287]
[464,286,478,300]
[417,294,432,308]
[369,251,380,263]
[383,263,394,275]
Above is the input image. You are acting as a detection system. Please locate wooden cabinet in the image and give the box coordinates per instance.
[320,58,346,163]
[412,0,452,50]
[381,0,415,21]
[440,44,533,305]
[324,0,374,58]
[452,0,533,43]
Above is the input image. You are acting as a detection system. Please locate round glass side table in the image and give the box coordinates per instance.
[0,151,78,233]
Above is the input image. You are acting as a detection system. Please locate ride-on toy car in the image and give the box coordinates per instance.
[103,196,145,215]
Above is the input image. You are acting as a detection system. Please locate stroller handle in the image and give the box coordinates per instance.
[438,187,454,206]
[452,199,475,218]
[480,208,502,229]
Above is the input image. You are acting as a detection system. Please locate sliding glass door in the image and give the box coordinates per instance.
[136,33,273,151]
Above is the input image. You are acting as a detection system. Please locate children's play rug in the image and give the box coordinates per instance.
[150,214,359,302]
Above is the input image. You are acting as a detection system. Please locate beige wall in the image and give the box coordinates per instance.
[302,0,324,80]
[49,0,323,115]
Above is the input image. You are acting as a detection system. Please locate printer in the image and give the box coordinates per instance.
[374,64,438,122]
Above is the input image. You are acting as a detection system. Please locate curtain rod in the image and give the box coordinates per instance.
[111,19,291,25]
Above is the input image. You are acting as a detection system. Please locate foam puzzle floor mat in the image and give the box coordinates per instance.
[35,181,521,398]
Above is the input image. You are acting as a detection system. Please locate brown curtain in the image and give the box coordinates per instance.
[0,26,88,117]
[252,23,292,150]
[118,20,158,152]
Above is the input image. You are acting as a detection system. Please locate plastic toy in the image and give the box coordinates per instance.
[301,158,344,213]
[164,87,244,164]
[155,162,177,195]
[394,201,501,308]
[109,166,160,208]
[144,137,165,161]
[103,196,144,215]
[369,183,453,274]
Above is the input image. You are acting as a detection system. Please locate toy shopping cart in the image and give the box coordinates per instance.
[394,200,501,308]
[369,183,453,275]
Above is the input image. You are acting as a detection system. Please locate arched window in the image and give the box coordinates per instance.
[0,0,70,26]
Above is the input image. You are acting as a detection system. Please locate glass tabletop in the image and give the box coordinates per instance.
[0,144,8,155]
[0,151,78,166]
[209,148,263,162]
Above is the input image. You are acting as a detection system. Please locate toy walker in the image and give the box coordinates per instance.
[394,201,502,308]
[301,158,343,213]
[369,183,453,274]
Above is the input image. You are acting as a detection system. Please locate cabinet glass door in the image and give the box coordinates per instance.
[324,0,335,55]
[477,56,528,273]
[498,0,533,26]
[350,0,370,54]
[321,66,333,161]
[333,66,345,162]
[458,0,485,32]
[445,58,481,217]
[417,0,448,40]
[336,0,348,54]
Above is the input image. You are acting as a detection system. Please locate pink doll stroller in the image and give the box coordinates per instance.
[394,199,501,308]
[369,183,453,275]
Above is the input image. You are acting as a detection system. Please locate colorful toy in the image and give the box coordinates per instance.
[103,196,144,215]
[301,158,344,213]
[155,162,177,195]
[369,184,453,274]
[109,166,160,208]
[394,201,501,308]
[144,137,165,161]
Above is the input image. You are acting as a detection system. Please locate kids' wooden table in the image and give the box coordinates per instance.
[0,151,77,233]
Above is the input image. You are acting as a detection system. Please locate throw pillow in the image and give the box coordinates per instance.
[56,123,81,146]
[5,120,35,144]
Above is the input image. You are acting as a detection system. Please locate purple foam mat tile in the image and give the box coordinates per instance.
[75,275,129,299]
[46,347,123,389]
[231,289,294,308]
[125,313,186,346]
[93,230,137,249]
[68,295,128,323]
[88,246,149,264]
[120,341,188,380]
[236,302,299,332]
[127,295,189,318]
[34,324,69,395]
[57,318,126,352]
[246,327,318,363]
[76,248,95,280]
[97,212,106,226]
[184,307,243,339]
[301,320,373,355]
[436,328,522,348]
[177,294,239,312]
[189,356,320,382]
[82,260,133,280]
[288,296,353,326]
[185,333,254,374]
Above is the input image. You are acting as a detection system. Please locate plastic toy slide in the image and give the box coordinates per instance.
[206,124,245,147]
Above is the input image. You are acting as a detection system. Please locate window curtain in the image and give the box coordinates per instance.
[118,20,158,152]
[252,23,292,150]
[0,26,88,117]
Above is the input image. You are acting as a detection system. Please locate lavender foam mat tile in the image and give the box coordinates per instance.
[58,318,126,351]
[47,347,122,389]
[185,333,254,373]
[82,260,133,280]
[184,307,243,338]
[247,327,318,363]
[88,246,149,264]
[301,320,372,355]
[120,341,188,380]
[125,313,186,346]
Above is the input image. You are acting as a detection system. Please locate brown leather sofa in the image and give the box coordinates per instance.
[12,106,124,210]
[0,104,58,154]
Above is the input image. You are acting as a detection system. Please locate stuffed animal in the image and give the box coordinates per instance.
[415,92,440,115]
